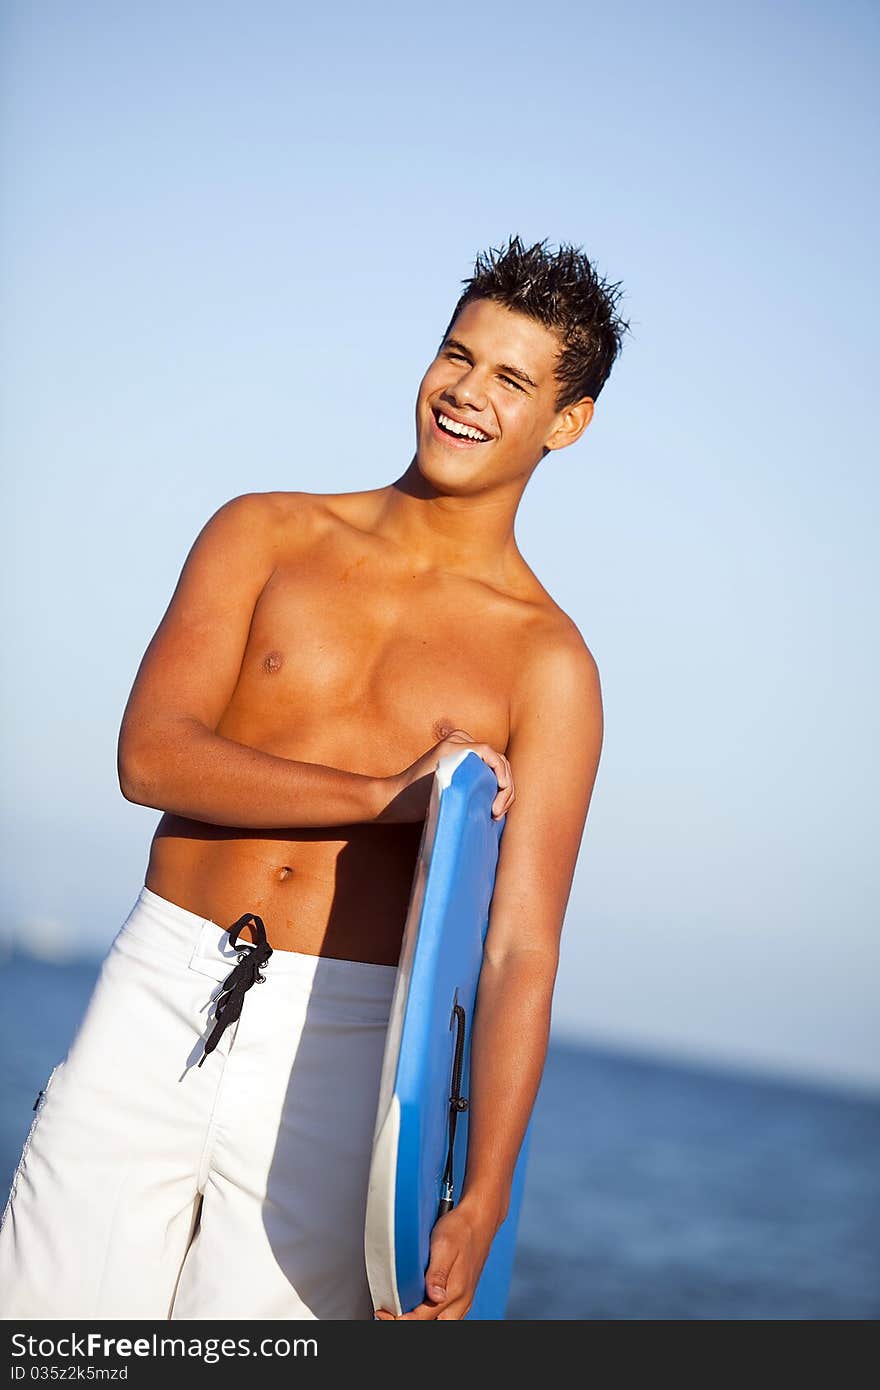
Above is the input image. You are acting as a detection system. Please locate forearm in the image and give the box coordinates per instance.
[118,717,384,829]
[457,951,555,1233]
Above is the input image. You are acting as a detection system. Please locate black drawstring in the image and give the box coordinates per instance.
[198,913,273,1067]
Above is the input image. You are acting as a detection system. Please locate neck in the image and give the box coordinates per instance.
[373,455,531,579]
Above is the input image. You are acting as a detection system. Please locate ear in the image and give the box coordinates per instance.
[544,396,594,452]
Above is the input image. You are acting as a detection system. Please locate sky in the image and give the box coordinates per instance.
[1,0,877,1093]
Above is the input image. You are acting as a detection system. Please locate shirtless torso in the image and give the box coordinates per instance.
[141,486,568,965]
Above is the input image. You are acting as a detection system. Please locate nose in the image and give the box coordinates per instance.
[445,362,488,412]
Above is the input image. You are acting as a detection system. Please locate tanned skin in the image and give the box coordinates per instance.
[117,297,604,1320]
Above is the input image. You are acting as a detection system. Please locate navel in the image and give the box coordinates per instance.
[275,865,294,882]
[263,650,284,674]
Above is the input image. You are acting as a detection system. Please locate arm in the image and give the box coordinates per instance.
[117,493,382,828]
[459,632,603,1221]
[389,626,604,1319]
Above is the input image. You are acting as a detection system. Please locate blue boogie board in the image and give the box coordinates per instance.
[364,748,532,1320]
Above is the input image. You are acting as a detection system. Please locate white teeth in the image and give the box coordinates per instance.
[437,411,489,442]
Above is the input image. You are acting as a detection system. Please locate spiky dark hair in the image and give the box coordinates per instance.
[441,235,629,408]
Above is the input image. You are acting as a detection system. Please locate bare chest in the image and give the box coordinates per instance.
[216,542,521,772]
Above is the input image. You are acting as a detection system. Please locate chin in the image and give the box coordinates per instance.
[413,444,482,495]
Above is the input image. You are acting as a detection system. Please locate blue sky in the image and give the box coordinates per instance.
[1,1,877,1091]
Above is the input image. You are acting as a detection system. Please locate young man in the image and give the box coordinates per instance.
[0,235,627,1321]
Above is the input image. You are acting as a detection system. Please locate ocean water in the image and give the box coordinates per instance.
[1,954,878,1320]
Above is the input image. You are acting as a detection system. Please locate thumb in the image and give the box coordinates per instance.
[426,1262,449,1303]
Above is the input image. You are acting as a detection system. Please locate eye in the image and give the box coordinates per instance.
[500,375,523,391]
[445,351,467,363]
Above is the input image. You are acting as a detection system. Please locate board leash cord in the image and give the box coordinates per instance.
[437,1003,469,1217]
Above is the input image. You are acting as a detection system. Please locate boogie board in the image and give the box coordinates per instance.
[364,748,532,1320]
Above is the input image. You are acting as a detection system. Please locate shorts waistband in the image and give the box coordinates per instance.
[122,885,399,1004]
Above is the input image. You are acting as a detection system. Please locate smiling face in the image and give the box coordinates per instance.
[414,298,594,495]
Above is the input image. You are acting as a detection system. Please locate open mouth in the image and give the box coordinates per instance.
[430,407,492,447]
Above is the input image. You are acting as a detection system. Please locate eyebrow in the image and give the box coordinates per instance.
[442,337,539,390]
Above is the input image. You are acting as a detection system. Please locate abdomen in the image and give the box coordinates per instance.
[143,814,423,965]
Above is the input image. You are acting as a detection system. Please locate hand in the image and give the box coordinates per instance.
[372,1200,498,1321]
[374,729,514,825]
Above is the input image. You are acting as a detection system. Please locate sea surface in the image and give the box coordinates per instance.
[1,953,877,1320]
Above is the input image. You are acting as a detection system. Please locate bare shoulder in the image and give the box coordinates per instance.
[249,487,379,538]
[221,488,329,530]
[196,486,402,569]
[203,488,338,555]
[509,600,603,737]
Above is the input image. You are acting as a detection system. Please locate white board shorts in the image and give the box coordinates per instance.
[0,885,398,1321]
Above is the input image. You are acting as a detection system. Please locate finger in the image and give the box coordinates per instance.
[398,1299,443,1320]
[436,1296,473,1321]
[398,1239,459,1318]
[478,749,512,818]
[502,756,515,795]
[373,1309,396,1320]
[475,744,506,784]
[424,1257,451,1306]
[423,1229,459,1304]
[496,755,513,796]
[499,756,515,812]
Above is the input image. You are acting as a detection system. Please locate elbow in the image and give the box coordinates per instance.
[117,737,160,806]
[117,714,204,807]
[483,944,559,982]
[118,761,153,807]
